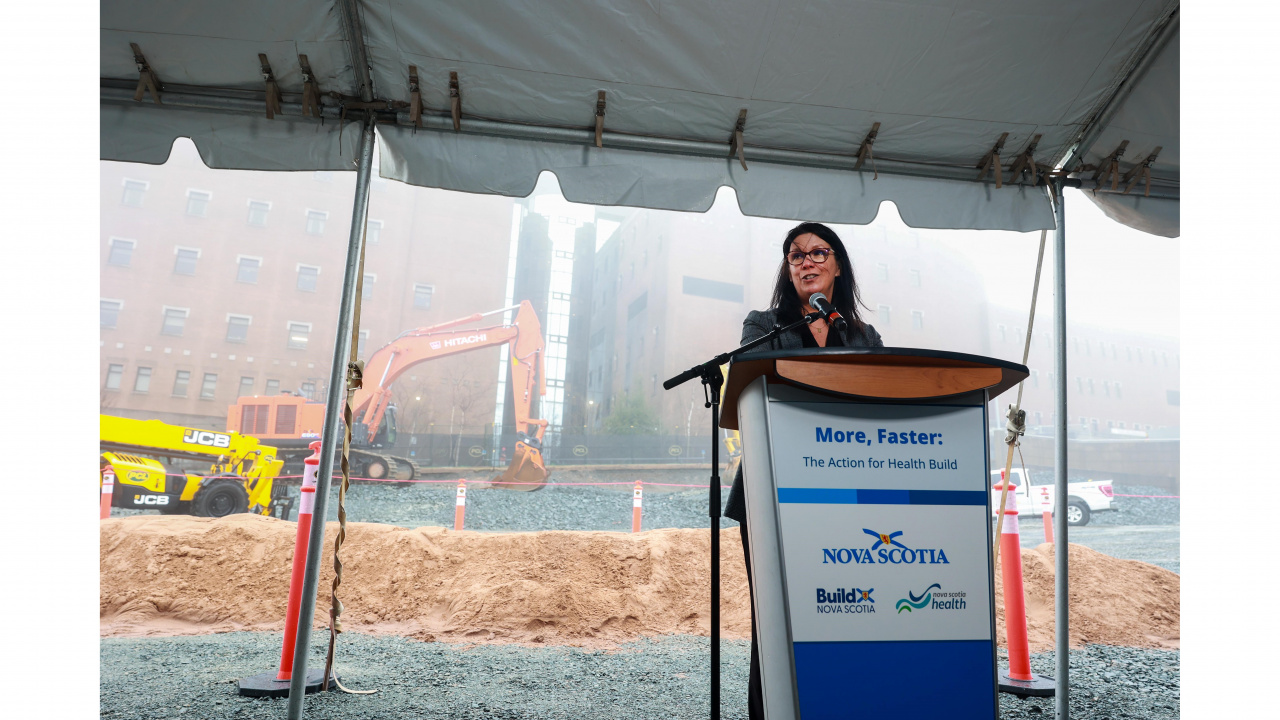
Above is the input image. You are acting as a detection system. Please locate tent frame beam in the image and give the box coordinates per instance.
[100,81,1177,201]
[1059,6,1179,175]
[1052,178,1070,719]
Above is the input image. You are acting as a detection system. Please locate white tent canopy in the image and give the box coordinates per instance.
[102,0,1179,235]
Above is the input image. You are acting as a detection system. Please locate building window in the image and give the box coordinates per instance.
[200,373,218,400]
[358,330,369,359]
[366,220,382,244]
[313,171,333,182]
[1034,411,1042,425]
[121,179,147,207]
[101,299,123,328]
[247,200,271,227]
[236,256,261,284]
[300,381,316,400]
[238,376,254,397]
[1115,382,1123,400]
[1085,340,1092,356]
[682,276,744,302]
[362,273,376,300]
[1076,377,1083,393]
[296,264,320,292]
[911,310,924,330]
[173,370,191,397]
[104,364,123,391]
[305,209,328,235]
[877,305,891,326]
[108,238,135,266]
[133,367,152,393]
[998,324,1007,342]
[226,314,251,343]
[414,284,434,309]
[161,307,189,336]
[265,379,280,395]
[173,247,200,275]
[1088,378,1095,395]
[287,322,311,350]
[876,263,889,281]
[1103,381,1111,397]
[1110,343,1118,360]
[186,190,211,217]
[1136,348,1143,363]
[1126,345,1132,361]
[1031,369,1039,388]
[909,269,921,287]
[1167,389,1180,406]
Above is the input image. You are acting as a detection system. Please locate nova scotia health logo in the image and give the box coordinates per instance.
[896,583,967,613]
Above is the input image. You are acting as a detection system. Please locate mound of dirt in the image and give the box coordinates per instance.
[100,516,1178,651]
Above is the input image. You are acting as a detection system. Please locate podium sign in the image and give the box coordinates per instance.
[728,349,1023,720]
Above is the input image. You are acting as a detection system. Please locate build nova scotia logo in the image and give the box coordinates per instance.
[895,583,968,613]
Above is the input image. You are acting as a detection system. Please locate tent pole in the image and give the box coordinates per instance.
[286,115,377,720]
[1051,179,1070,719]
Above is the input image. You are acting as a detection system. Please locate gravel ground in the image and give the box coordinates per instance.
[99,632,1177,720]
[115,479,1178,532]
[288,480,1177,532]
[314,481,740,532]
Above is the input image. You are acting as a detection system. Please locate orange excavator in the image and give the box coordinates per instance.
[227,301,549,489]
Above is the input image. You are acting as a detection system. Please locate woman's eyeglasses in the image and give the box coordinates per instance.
[786,248,834,265]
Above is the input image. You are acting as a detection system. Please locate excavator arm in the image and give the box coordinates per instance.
[350,300,550,489]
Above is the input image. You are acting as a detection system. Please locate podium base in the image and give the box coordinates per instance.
[998,670,1056,698]
[238,668,335,698]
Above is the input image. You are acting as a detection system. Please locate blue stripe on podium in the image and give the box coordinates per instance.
[792,639,997,719]
[776,488,987,505]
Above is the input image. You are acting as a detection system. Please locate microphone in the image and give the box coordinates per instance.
[809,292,848,333]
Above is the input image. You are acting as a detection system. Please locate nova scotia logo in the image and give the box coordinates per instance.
[821,528,950,565]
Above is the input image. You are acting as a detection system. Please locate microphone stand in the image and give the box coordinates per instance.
[662,311,822,720]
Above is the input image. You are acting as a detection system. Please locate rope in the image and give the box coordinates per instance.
[322,211,377,695]
[992,229,1047,569]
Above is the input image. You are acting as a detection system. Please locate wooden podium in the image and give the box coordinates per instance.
[722,347,1028,720]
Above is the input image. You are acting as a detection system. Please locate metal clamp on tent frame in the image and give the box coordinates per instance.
[976,132,1009,188]
[1122,146,1161,197]
[130,43,162,104]
[408,66,422,128]
[854,121,881,179]
[299,55,321,118]
[259,54,283,119]
[729,108,749,171]
[1007,134,1043,185]
[1092,140,1129,193]
[594,91,607,148]
[449,71,461,131]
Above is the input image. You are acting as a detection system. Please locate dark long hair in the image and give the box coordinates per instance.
[770,222,868,330]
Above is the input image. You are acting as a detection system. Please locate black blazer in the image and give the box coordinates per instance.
[723,309,884,523]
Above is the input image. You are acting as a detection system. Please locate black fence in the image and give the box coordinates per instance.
[388,433,729,468]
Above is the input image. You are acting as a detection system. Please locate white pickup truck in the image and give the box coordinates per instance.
[989,468,1114,526]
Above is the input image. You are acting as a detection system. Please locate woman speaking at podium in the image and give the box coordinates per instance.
[724,222,882,718]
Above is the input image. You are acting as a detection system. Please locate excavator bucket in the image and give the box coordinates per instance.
[491,440,549,491]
